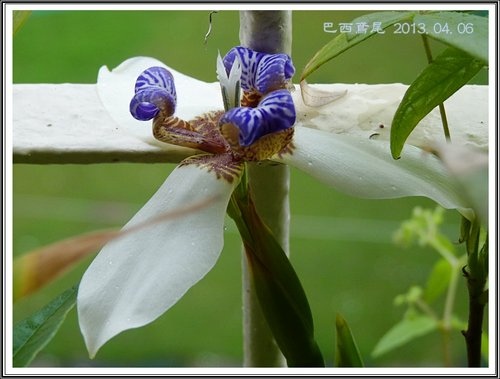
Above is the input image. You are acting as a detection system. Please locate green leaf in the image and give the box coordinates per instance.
[415,12,488,63]
[335,313,364,367]
[230,193,324,367]
[424,258,452,303]
[372,315,438,358]
[13,11,31,36]
[390,47,486,159]
[301,11,416,80]
[247,249,324,367]
[13,286,77,367]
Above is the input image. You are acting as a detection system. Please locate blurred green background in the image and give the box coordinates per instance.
[13,10,486,367]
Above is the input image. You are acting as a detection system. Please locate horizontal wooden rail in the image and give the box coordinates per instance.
[12,83,488,164]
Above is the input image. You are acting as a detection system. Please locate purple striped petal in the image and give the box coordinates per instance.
[130,87,175,121]
[220,89,296,146]
[130,67,177,121]
[223,46,294,95]
[134,66,176,96]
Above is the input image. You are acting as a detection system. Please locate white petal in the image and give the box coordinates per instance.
[77,163,239,357]
[97,57,223,142]
[276,127,472,218]
[291,83,488,152]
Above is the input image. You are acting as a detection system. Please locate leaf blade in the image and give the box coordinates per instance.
[231,192,324,367]
[390,47,486,158]
[424,258,452,303]
[415,12,488,63]
[372,315,438,358]
[13,286,77,367]
[335,313,364,367]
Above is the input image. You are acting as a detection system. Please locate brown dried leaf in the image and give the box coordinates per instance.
[14,195,218,301]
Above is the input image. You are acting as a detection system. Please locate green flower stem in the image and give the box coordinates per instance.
[239,10,292,367]
[442,256,464,331]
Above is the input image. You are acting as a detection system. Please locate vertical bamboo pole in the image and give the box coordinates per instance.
[239,10,292,367]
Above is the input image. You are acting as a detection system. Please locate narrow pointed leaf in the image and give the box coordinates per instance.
[391,47,486,158]
[335,313,364,367]
[276,127,473,219]
[13,286,77,367]
[231,194,324,367]
[372,315,438,358]
[301,11,416,80]
[415,12,488,63]
[246,246,324,367]
[78,161,241,357]
[14,231,117,302]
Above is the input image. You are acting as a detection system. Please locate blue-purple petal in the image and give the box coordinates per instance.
[222,46,294,95]
[220,89,296,146]
[130,87,176,121]
[223,46,256,92]
[130,67,177,121]
[255,53,294,94]
[134,67,176,98]
[130,99,159,120]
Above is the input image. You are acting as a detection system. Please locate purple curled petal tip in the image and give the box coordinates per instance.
[222,46,294,95]
[220,89,296,146]
[130,67,177,121]
[130,97,160,120]
[134,67,176,98]
[130,87,176,121]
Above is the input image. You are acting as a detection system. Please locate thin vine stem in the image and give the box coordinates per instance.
[439,255,466,366]
[421,34,451,142]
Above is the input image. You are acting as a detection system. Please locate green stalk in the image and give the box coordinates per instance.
[462,221,488,367]
[421,34,451,142]
[440,256,463,366]
[239,10,292,367]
